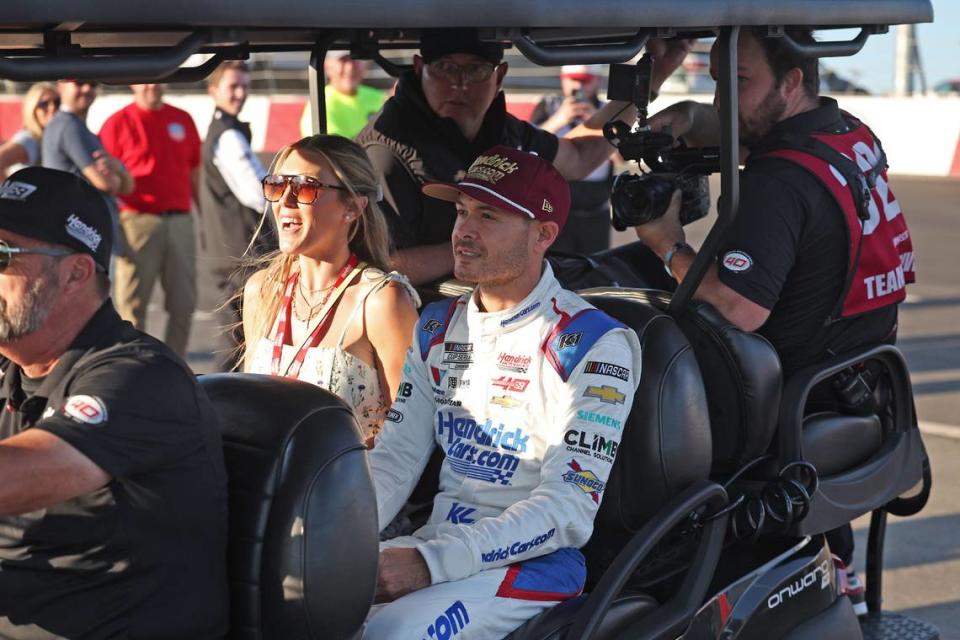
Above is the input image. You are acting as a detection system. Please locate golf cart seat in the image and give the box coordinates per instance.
[199,373,378,640]
[507,292,725,639]
[649,292,929,537]
[777,343,931,536]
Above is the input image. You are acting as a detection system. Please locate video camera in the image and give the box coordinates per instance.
[603,54,719,231]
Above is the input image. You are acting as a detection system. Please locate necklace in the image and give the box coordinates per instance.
[293,283,334,323]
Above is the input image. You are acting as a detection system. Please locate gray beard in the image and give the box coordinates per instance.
[0,275,58,343]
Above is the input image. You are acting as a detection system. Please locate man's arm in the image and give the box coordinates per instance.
[553,39,693,180]
[633,190,770,330]
[0,430,110,516]
[212,129,267,212]
[391,243,454,285]
[93,118,134,195]
[368,324,439,529]
[412,331,640,586]
[364,142,454,285]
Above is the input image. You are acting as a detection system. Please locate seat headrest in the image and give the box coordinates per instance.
[674,302,783,475]
[199,373,378,639]
[578,292,711,579]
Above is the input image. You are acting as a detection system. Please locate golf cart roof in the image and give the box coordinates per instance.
[0,0,933,32]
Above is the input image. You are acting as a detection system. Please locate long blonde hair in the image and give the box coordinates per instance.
[22,82,58,140]
[239,134,393,367]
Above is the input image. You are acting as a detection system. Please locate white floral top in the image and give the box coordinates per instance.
[248,269,419,438]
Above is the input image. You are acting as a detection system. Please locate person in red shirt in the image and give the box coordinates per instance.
[99,84,202,358]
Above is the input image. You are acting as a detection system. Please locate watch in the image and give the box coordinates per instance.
[663,241,694,278]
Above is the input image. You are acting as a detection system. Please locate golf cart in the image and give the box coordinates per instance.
[0,1,937,638]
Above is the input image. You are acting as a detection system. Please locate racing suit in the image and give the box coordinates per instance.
[366,263,642,640]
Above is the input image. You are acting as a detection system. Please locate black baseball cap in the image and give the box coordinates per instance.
[420,29,505,65]
[0,167,113,273]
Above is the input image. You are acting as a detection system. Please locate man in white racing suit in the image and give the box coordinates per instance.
[365,145,643,639]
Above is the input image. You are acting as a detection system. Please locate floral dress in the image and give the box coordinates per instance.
[248,269,419,439]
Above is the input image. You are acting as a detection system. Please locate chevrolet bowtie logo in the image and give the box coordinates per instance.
[491,395,523,409]
[583,385,626,405]
[542,198,554,212]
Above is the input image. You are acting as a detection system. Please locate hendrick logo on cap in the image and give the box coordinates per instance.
[0,180,38,201]
[466,153,521,185]
[65,214,102,252]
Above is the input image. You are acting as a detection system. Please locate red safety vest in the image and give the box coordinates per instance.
[759,113,915,318]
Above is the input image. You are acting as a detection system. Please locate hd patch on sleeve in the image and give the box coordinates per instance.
[721,250,753,273]
[62,395,109,425]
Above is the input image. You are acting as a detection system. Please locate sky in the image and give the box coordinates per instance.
[824,0,957,94]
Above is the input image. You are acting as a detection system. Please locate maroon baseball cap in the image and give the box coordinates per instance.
[422,146,570,230]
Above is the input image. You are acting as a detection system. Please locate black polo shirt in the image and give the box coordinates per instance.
[0,302,228,639]
[357,71,559,250]
[717,98,898,376]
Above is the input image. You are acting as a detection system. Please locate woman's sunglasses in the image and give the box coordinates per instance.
[37,97,61,110]
[261,174,348,205]
[0,240,75,272]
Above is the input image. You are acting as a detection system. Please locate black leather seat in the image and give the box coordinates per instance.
[634,292,928,537]
[199,373,378,640]
[507,291,720,640]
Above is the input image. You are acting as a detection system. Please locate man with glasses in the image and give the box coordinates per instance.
[357,28,689,285]
[0,166,228,638]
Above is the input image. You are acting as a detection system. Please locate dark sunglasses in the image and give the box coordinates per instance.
[37,97,61,110]
[261,174,348,205]
[0,240,75,272]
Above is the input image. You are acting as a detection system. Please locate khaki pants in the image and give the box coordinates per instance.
[114,212,197,358]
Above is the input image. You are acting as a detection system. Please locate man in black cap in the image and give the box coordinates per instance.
[0,166,228,638]
[356,29,690,284]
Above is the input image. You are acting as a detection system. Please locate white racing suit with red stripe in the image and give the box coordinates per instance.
[366,263,642,640]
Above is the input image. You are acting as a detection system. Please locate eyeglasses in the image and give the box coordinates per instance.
[0,240,75,272]
[37,98,61,110]
[427,60,500,84]
[261,174,348,205]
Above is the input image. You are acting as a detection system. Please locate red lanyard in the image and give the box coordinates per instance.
[270,254,360,378]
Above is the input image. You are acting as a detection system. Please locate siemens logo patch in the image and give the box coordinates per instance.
[576,409,622,430]
[501,301,540,326]
[481,529,555,563]
[584,360,630,382]
[422,600,470,640]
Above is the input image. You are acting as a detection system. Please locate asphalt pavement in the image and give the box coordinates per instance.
[150,174,959,636]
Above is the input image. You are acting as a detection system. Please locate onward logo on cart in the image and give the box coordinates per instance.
[766,559,831,610]
[423,600,470,640]
[481,528,555,563]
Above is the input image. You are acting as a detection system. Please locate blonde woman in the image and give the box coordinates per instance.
[242,135,420,442]
[0,82,59,177]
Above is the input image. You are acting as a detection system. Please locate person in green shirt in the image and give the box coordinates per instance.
[300,51,387,139]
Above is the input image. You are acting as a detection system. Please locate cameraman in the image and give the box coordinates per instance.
[632,28,915,612]
[532,65,615,254]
